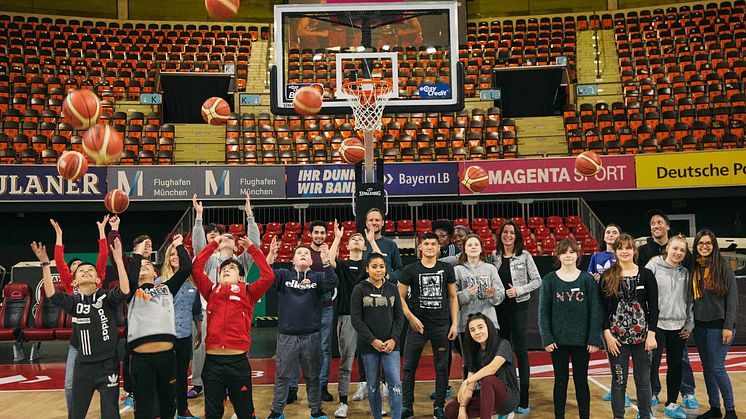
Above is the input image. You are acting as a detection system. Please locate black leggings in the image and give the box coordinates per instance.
[131,349,177,419]
[495,305,530,408]
[174,337,193,415]
[650,328,686,405]
[551,345,591,419]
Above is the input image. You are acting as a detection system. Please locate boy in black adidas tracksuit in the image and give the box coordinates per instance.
[32,237,131,419]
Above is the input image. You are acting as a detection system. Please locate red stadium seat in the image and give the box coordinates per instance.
[25,282,66,342]
[415,219,432,233]
[397,220,414,233]
[0,282,31,342]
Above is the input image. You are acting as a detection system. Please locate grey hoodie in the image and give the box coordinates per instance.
[454,260,505,332]
[646,255,694,332]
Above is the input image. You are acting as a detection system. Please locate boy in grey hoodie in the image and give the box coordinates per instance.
[645,234,693,419]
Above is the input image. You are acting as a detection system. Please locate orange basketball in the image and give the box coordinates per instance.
[82,124,123,165]
[461,165,489,193]
[104,188,129,214]
[340,137,365,164]
[575,151,603,177]
[201,97,231,125]
[293,86,323,116]
[62,89,101,129]
[56,151,89,181]
[205,0,240,20]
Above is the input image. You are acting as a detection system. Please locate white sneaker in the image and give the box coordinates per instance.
[352,382,368,401]
[334,402,349,418]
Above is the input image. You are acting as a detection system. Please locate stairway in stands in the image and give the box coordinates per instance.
[576,29,623,105]
[173,124,225,164]
[513,116,568,157]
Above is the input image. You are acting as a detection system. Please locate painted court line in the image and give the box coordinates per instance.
[588,376,640,413]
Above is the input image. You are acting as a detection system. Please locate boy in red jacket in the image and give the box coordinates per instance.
[192,234,275,419]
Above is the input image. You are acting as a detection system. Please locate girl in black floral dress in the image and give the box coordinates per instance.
[600,234,659,419]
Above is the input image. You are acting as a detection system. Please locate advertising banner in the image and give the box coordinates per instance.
[635,150,746,189]
[106,166,286,201]
[285,162,459,198]
[0,166,107,201]
[459,155,636,195]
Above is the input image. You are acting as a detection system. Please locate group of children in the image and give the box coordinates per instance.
[31,197,739,419]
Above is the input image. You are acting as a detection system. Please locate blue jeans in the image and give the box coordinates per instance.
[361,351,402,419]
[290,306,333,389]
[65,344,77,419]
[694,327,735,410]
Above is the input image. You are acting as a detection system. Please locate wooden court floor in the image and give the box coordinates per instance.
[1,372,744,418]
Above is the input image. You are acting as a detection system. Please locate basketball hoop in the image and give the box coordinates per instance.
[341,80,392,132]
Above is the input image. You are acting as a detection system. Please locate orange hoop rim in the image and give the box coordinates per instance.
[341,80,393,97]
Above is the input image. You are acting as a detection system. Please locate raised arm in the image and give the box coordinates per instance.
[164,235,193,295]
[106,215,122,268]
[192,237,222,299]
[191,194,207,256]
[328,220,343,269]
[32,241,56,298]
[110,237,131,296]
[244,192,261,247]
[50,219,74,294]
[95,214,110,282]
[128,240,146,294]
[246,242,276,303]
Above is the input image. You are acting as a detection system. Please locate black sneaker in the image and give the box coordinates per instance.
[698,407,723,419]
[321,386,334,402]
[287,388,298,405]
[433,406,446,419]
[401,407,414,419]
[723,410,737,419]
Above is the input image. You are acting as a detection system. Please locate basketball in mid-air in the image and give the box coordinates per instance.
[104,189,130,214]
[56,151,89,181]
[201,97,232,125]
[205,0,240,20]
[82,124,123,165]
[62,89,101,129]
[461,165,489,193]
[340,137,365,164]
[575,151,603,177]
[293,86,323,116]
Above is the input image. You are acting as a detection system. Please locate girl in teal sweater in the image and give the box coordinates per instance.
[539,239,603,419]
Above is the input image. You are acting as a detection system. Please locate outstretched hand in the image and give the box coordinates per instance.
[108,215,120,230]
[333,219,344,240]
[244,192,253,217]
[31,241,49,263]
[96,214,110,235]
[192,194,203,216]
[237,235,252,250]
[50,219,62,237]
[172,234,183,247]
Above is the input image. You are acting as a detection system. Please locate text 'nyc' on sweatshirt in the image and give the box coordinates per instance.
[538,271,603,348]
[274,266,338,335]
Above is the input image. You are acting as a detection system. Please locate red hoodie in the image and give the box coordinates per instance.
[54,239,108,295]
[192,240,274,353]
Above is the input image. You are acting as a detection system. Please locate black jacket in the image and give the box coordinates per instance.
[350,279,405,355]
[600,266,659,332]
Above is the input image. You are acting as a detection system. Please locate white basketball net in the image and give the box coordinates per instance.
[341,80,392,132]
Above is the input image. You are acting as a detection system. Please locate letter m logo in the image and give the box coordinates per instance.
[205,170,230,196]
[117,170,143,197]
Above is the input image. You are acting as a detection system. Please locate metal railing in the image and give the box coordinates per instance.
[158,197,607,261]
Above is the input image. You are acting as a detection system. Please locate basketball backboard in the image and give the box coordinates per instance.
[271,1,463,115]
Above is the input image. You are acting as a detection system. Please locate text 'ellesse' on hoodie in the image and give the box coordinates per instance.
[645,255,693,332]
